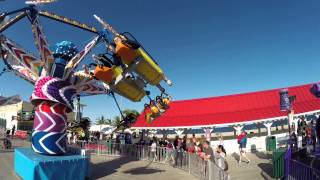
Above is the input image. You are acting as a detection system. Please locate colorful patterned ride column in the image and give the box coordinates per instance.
[30,76,76,155]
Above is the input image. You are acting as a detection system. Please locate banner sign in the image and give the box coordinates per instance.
[311,83,320,98]
[280,89,291,111]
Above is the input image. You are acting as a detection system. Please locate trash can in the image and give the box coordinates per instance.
[272,148,286,179]
[266,136,276,151]
[107,140,112,154]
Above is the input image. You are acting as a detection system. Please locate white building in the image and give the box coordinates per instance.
[132,83,320,153]
[0,95,75,132]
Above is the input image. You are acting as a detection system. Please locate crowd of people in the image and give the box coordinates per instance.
[139,130,253,178]
[139,134,230,173]
[291,116,320,152]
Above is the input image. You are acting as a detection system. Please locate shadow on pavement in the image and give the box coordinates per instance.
[0,149,14,153]
[252,151,272,160]
[231,152,240,162]
[91,156,137,179]
[257,163,273,178]
[123,165,165,175]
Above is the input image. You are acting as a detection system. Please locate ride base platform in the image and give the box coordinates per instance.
[14,147,90,180]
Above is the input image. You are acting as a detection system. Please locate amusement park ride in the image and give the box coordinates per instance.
[0,0,172,159]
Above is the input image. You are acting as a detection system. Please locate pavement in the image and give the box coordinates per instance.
[226,151,274,180]
[90,155,196,180]
[0,149,196,180]
[0,139,275,180]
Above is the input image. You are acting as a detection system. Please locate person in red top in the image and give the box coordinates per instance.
[187,141,195,153]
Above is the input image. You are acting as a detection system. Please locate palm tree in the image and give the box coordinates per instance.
[122,109,139,119]
[96,115,111,125]
[112,109,140,131]
[112,116,123,129]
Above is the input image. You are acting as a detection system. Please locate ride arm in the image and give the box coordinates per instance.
[28,10,55,76]
[0,48,36,84]
[39,11,99,34]
[63,35,102,80]
[0,35,43,77]
[0,12,27,33]
[76,81,109,96]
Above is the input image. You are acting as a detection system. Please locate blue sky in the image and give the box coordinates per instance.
[1,0,320,121]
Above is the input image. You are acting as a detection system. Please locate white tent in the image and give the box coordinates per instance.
[89,125,116,134]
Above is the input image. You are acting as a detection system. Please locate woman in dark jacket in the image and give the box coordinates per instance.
[316,116,320,149]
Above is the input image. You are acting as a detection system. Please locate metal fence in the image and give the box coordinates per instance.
[287,159,320,180]
[285,147,320,180]
[284,147,292,179]
[0,137,31,151]
[76,142,229,180]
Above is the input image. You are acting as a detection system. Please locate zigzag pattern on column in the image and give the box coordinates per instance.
[33,101,67,133]
[32,130,67,155]
[30,76,75,155]
[31,101,68,155]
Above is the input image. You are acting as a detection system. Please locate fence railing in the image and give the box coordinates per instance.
[284,147,292,179]
[0,137,31,151]
[287,159,320,180]
[74,142,229,180]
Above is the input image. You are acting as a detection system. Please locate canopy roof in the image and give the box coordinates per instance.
[0,95,22,106]
[132,83,320,129]
[89,124,115,134]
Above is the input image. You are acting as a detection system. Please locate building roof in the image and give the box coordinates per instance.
[0,95,22,106]
[132,83,320,129]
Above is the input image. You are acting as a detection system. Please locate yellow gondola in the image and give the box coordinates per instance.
[93,64,145,102]
[114,38,165,86]
[112,78,146,102]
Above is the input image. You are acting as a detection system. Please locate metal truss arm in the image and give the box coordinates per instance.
[39,11,99,34]
[0,12,27,33]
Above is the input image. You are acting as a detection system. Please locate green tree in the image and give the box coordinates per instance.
[112,116,122,128]
[122,109,139,119]
[96,115,111,125]
[112,109,140,131]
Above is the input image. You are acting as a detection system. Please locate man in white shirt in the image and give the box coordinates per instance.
[150,138,158,161]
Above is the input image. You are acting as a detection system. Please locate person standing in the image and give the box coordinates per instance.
[215,145,227,170]
[215,145,230,180]
[192,133,197,144]
[202,141,215,180]
[316,116,320,151]
[11,125,15,137]
[202,141,214,161]
[67,132,72,144]
[310,120,317,152]
[151,138,158,161]
[219,134,224,146]
[299,117,307,146]
[182,135,187,151]
[73,133,77,145]
[238,131,250,164]
[173,135,179,166]
[291,132,298,149]
[164,139,175,164]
